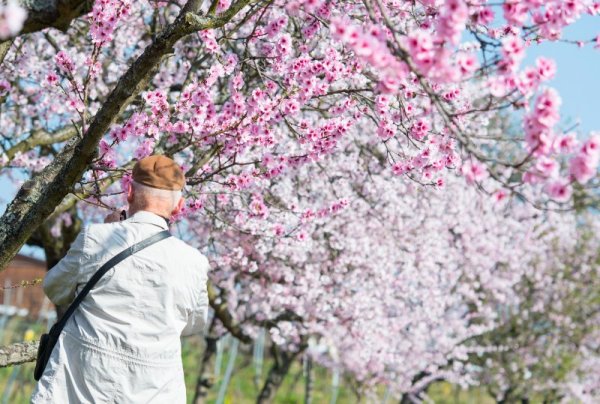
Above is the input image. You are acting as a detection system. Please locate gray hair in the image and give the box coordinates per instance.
[131,180,182,209]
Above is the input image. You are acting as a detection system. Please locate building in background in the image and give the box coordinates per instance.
[0,254,52,320]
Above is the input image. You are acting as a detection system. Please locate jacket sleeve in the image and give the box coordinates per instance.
[42,226,88,306]
[182,254,210,337]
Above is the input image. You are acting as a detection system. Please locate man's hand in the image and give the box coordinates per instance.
[104,210,124,223]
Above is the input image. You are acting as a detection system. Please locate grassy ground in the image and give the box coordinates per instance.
[0,317,497,403]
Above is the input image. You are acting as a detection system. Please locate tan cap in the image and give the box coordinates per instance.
[132,155,185,191]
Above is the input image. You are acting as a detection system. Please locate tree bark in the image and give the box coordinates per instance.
[0,0,92,67]
[256,345,304,404]
[0,39,12,65]
[5,127,78,160]
[208,282,252,344]
[192,317,218,404]
[0,341,38,368]
[0,0,253,271]
[192,337,218,404]
[304,356,313,404]
[18,0,93,37]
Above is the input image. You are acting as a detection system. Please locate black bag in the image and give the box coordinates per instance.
[34,229,171,381]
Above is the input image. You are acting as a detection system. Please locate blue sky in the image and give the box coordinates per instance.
[524,16,600,135]
[2,17,599,260]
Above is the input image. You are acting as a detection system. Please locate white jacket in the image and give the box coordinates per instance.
[31,210,210,403]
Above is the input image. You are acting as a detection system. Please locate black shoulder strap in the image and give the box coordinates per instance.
[50,230,172,335]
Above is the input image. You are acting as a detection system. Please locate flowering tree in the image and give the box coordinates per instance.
[469,213,600,402]
[180,135,599,400]
[0,0,599,269]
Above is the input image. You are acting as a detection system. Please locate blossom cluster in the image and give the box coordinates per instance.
[0,0,26,40]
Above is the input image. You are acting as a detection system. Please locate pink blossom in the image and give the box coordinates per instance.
[377,120,395,140]
[456,53,479,75]
[200,30,219,53]
[461,160,488,185]
[569,153,598,184]
[580,134,600,159]
[536,57,557,81]
[330,198,349,213]
[277,34,293,56]
[0,0,27,40]
[545,179,572,202]
[45,73,59,86]
[377,74,404,94]
[296,231,308,242]
[329,17,354,43]
[555,132,579,153]
[0,79,10,96]
[410,119,430,141]
[120,173,132,193]
[494,189,508,202]
[171,121,188,134]
[354,35,376,57]
[55,51,76,75]
[89,0,132,45]
[523,170,542,185]
[266,15,288,37]
[283,99,300,115]
[134,138,155,160]
[502,36,526,70]
[249,195,269,219]
[407,30,435,72]
[503,0,528,26]
[534,157,559,178]
[392,162,410,175]
[273,223,285,237]
[99,139,112,155]
[216,193,229,205]
[477,7,495,25]
[536,89,562,127]
[216,0,232,12]
[524,89,561,156]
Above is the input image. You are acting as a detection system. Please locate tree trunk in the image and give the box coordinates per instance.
[399,394,413,404]
[193,317,218,404]
[304,356,313,404]
[256,345,303,404]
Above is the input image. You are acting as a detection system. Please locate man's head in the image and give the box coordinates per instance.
[128,155,186,218]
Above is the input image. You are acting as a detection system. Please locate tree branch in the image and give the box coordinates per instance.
[0,39,12,66]
[5,127,78,160]
[0,341,38,368]
[0,0,254,271]
[13,0,93,38]
[207,281,252,344]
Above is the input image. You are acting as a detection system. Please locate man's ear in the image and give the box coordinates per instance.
[172,197,185,215]
[127,183,135,204]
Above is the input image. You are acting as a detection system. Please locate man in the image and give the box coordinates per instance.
[32,155,210,403]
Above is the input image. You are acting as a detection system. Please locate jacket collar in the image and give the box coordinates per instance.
[127,210,170,230]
